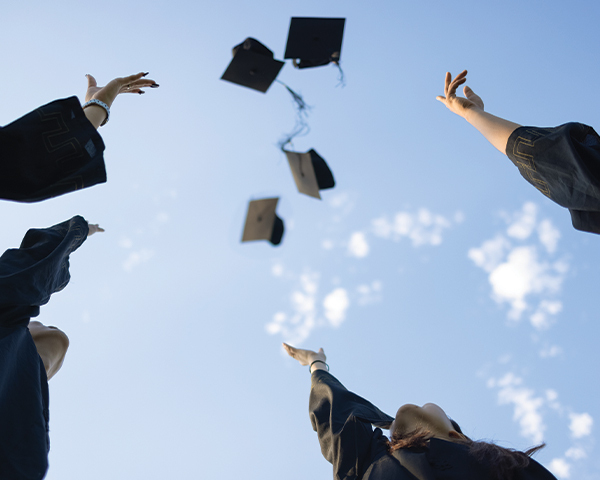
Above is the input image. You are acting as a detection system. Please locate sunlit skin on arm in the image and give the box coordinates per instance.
[28,321,70,380]
[27,221,104,380]
[436,70,522,154]
[83,72,159,129]
[284,343,465,441]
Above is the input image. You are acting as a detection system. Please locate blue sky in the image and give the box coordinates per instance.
[1,0,599,478]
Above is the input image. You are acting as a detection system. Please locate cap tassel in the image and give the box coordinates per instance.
[334,62,346,88]
[276,80,311,150]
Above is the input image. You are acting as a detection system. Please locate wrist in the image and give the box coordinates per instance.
[463,105,484,124]
[82,99,110,129]
[309,359,329,374]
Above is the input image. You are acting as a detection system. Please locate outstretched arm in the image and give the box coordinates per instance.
[436,70,521,154]
[83,72,159,129]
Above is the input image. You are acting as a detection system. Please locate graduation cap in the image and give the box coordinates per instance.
[284,17,346,69]
[241,197,285,246]
[284,149,335,199]
[221,38,285,93]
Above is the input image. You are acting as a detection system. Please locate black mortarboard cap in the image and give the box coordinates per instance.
[241,197,284,245]
[284,17,346,69]
[221,38,285,93]
[284,149,335,199]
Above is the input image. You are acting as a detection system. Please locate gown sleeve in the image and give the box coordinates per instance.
[309,370,394,480]
[505,122,600,234]
[0,96,106,202]
[0,215,89,328]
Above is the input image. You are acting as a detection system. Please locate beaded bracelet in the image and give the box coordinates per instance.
[309,360,329,374]
[82,99,110,126]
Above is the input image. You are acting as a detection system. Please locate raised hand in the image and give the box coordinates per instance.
[87,223,105,237]
[85,72,158,107]
[436,70,484,119]
[283,343,326,366]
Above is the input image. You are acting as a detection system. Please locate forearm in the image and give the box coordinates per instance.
[464,107,521,154]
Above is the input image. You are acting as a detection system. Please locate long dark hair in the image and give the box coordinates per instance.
[387,425,545,480]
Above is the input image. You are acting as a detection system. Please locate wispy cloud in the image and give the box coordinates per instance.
[486,369,593,479]
[468,202,568,328]
[565,447,586,460]
[487,373,546,444]
[123,249,155,272]
[372,208,460,247]
[539,344,562,358]
[356,281,383,306]
[265,270,350,345]
[328,192,355,222]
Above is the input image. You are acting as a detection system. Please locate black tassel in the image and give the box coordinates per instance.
[276,80,311,150]
[334,62,346,88]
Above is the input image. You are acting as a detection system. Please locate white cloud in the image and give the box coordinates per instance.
[454,211,466,224]
[488,373,546,444]
[468,236,510,272]
[468,204,567,326]
[265,272,319,345]
[488,246,563,320]
[265,272,351,344]
[356,281,383,306]
[347,231,369,258]
[540,345,563,358]
[545,389,562,412]
[545,389,558,402]
[322,239,334,250]
[119,237,133,249]
[565,447,586,460]
[266,312,286,335]
[323,288,349,327]
[506,202,538,240]
[328,192,355,221]
[569,412,593,438]
[530,300,562,330]
[271,263,284,277]
[329,192,351,209]
[549,458,571,479]
[538,219,560,254]
[485,366,592,476]
[372,208,454,247]
[123,249,155,272]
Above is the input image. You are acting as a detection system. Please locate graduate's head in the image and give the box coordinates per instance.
[28,321,69,380]
[389,403,465,441]
[387,404,546,480]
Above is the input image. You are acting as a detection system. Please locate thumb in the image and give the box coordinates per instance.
[318,347,325,355]
[86,74,97,88]
[463,86,474,97]
[435,95,446,102]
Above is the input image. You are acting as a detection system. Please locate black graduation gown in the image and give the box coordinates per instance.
[505,123,600,234]
[0,97,106,202]
[0,216,88,480]
[309,370,557,480]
